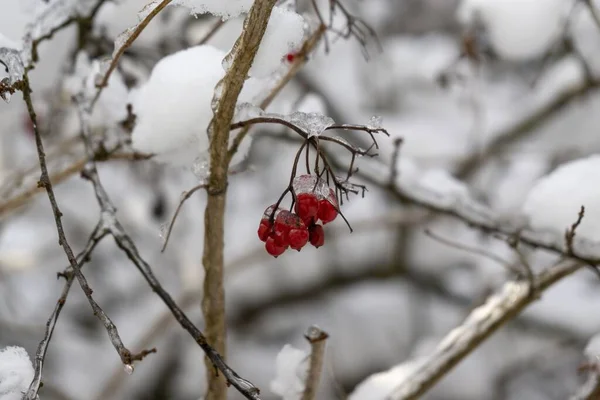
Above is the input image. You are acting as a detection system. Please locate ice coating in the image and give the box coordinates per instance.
[292,174,330,200]
[287,111,335,138]
[0,47,24,85]
[367,115,383,130]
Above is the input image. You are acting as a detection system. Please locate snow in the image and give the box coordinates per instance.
[457,0,567,61]
[173,0,253,20]
[0,346,34,400]
[270,344,308,400]
[218,6,304,78]
[94,0,174,47]
[248,6,305,78]
[63,52,129,127]
[522,155,600,242]
[131,44,263,167]
[585,333,600,361]
[348,358,425,400]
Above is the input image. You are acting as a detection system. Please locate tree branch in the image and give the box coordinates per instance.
[302,326,329,400]
[387,260,583,400]
[202,1,277,398]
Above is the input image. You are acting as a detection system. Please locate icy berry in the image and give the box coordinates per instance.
[265,236,286,257]
[309,224,325,248]
[289,228,309,251]
[295,193,320,224]
[257,219,272,242]
[274,210,307,248]
[317,200,337,224]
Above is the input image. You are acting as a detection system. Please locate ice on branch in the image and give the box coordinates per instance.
[0,47,24,86]
[20,0,98,67]
[0,346,35,400]
[457,0,566,61]
[367,115,383,130]
[270,344,309,400]
[522,155,600,242]
[131,45,263,167]
[289,112,335,138]
[172,0,253,20]
[102,0,166,74]
[233,103,339,138]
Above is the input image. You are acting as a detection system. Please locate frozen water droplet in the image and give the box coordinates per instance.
[1,91,11,103]
[192,156,210,181]
[124,364,134,375]
[159,223,168,239]
[367,115,383,130]
[234,102,263,122]
[288,111,334,138]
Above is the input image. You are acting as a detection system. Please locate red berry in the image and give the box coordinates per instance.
[295,193,319,223]
[288,228,309,251]
[274,210,306,248]
[257,220,271,242]
[309,224,325,248]
[317,200,337,224]
[286,53,296,63]
[265,236,286,257]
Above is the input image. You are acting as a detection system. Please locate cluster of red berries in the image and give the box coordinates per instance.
[258,175,339,257]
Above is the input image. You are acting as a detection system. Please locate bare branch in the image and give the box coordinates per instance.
[20,72,153,399]
[302,326,329,400]
[74,101,262,399]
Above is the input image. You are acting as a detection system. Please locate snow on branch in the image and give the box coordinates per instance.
[347,260,582,400]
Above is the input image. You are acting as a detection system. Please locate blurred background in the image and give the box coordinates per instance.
[1,0,600,399]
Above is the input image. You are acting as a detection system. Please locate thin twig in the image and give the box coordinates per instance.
[161,183,207,252]
[93,0,172,100]
[0,151,148,217]
[424,229,521,276]
[21,73,153,399]
[74,102,262,399]
[195,19,226,45]
[302,326,329,400]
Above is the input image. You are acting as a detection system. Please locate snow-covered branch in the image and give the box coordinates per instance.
[385,260,582,400]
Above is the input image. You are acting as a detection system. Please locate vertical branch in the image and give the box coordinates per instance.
[302,326,329,400]
[202,1,277,398]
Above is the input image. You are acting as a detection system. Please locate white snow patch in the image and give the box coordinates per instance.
[522,155,600,241]
[173,0,253,19]
[0,346,35,400]
[131,44,264,167]
[348,358,425,400]
[270,344,308,400]
[457,0,567,61]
